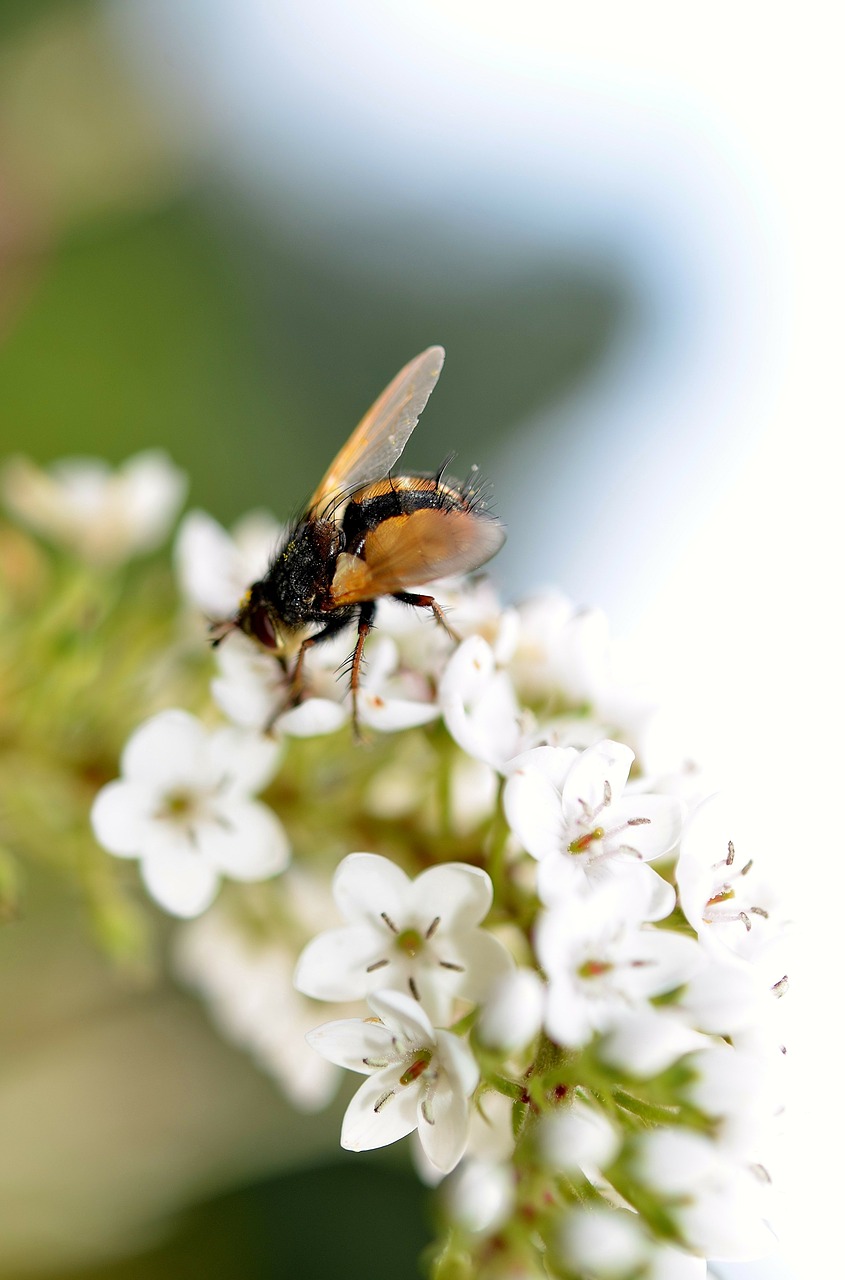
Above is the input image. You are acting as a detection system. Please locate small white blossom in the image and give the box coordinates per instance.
[633,1127,776,1260]
[174,507,284,618]
[91,709,288,917]
[306,989,479,1173]
[476,968,545,1052]
[2,450,187,566]
[444,1157,515,1235]
[504,739,682,913]
[556,1206,649,1277]
[211,629,348,737]
[294,853,513,1022]
[677,794,786,964]
[597,1005,706,1077]
[440,635,529,771]
[536,1100,621,1176]
[534,878,702,1049]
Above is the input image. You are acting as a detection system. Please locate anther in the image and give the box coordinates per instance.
[381,911,399,934]
[366,958,390,973]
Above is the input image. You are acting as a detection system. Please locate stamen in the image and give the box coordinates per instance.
[750,906,769,919]
[773,975,789,998]
[374,1090,395,1113]
[726,839,735,866]
[425,917,441,940]
[381,911,399,934]
[408,976,420,1001]
[439,960,465,972]
[366,958,390,973]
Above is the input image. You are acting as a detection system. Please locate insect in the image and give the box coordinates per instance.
[212,346,506,727]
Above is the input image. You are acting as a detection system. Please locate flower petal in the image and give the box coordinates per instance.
[503,767,567,861]
[139,848,220,918]
[610,794,685,861]
[90,780,157,857]
[121,710,209,789]
[411,863,493,931]
[341,1068,420,1151]
[561,739,634,812]
[305,1016,397,1072]
[198,800,289,881]
[367,989,435,1045]
[294,924,385,1000]
[333,853,412,926]
[417,1080,471,1174]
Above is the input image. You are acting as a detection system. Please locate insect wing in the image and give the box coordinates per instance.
[307,346,446,517]
[329,507,506,605]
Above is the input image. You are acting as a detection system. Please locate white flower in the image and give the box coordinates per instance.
[443,1157,515,1235]
[534,878,702,1049]
[355,635,440,732]
[305,989,479,1173]
[676,794,786,964]
[440,635,529,771]
[476,968,545,1052]
[1,450,187,566]
[597,1005,706,1077]
[294,853,513,1022]
[91,709,288,917]
[504,739,682,913]
[633,1128,776,1260]
[536,1099,621,1176]
[174,507,284,618]
[555,1206,648,1277]
[211,629,348,737]
[174,905,343,1111]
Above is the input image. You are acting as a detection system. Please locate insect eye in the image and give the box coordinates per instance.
[248,603,278,649]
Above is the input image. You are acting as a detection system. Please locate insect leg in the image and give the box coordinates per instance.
[391,591,460,642]
[261,617,350,733]
[349,601,377,736]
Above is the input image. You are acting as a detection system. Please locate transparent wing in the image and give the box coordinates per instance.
[329,508,506,605]
[308,346,446,516]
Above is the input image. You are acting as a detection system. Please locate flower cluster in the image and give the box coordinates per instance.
[2,451,789,1279]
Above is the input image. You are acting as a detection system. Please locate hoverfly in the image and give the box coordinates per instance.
[212,346,505,727]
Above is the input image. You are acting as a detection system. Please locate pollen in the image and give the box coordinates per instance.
[569,826,605,854]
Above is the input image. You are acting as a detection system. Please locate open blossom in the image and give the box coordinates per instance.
[676,793,786,966]
[90,709,288,917]
[504,739,683,912]
[1,450,187,566]
[534,877,702,1049]
[306,989,479,1173]
[294,853,513,1022]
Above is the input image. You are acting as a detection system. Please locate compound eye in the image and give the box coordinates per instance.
[249,603,278,650]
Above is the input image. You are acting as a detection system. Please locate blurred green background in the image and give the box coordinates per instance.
[0,3,628,1276]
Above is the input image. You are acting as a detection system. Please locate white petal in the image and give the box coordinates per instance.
[598,1007,706,1076]
[358,694,439,732]
[439,928,516,1003]
[616,930,705,999]
[277,698,348,737]
[90,780,157,856]
[294,924,385,999]
[117,450,187,554]
[305,1016,397,1072]
[341,1068,420,1150]
[198,800,289,881]
[333,853,412,926]
[610,794,685,861]
[411,863,493,930]
[367,989,435,1045]
[476,968,545,1050]
[121,709,209,789]
[502,744,579,788]
[417,1083,471,1174]
[503,768,567,861]
[436,1029,480,1098]
[209,727,281,795]
[562,739,635,812]
[139,849,219,918]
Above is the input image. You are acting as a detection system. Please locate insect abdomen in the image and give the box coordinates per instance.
[342,477,466,557]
